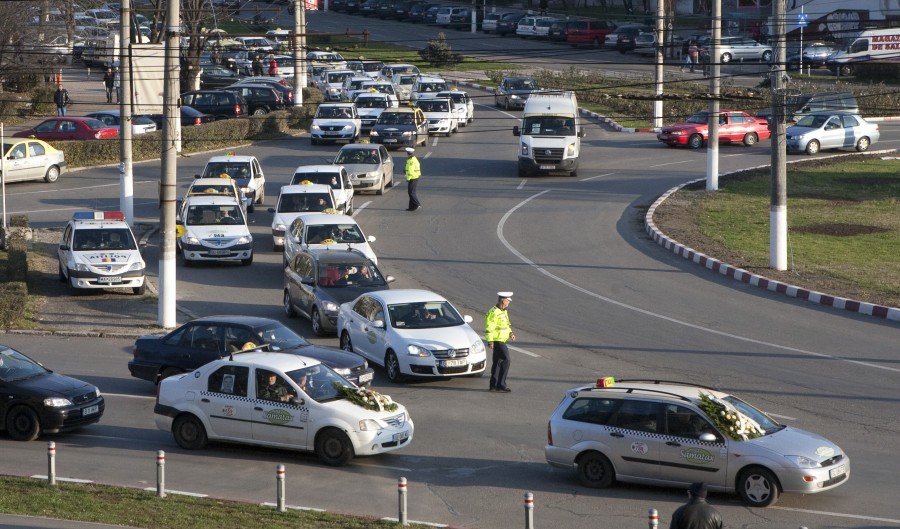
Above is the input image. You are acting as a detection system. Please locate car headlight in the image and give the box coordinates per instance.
[670,130,684,136]
[184,235,200,245]
[75,263,91,272]
[366,170,379,178]
[128,261,145,272]
[400,130,412,136]
[471,338,485,355]
[510,94,520,100]
[407,344,431,357]
[44,397,73,407]
[311,123,321,131]
[785,455,822,468]
[273,223,287,232]
[321,300,339,312]
[341,124,354,131]
[520,143,529,156]
[333,367,351,376]
[566,142,576,156]
[238,235,252,244]
[359,418,385,431]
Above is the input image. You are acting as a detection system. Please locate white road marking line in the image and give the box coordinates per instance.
[773,506,900,525]
[31,476,93,484]
[497,190,900,374]
[765,412,796,421]
[579,172,616,182]
[508,344,540,358]
[517,180,527,190]
[3,180,156,197]
[142,487,208,497]
[353,201,372,216]
[381,517,448,527]
[649,160,694,168]
[104,392,155,400]
[260,502,326,512]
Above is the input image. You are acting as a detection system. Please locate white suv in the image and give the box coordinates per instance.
[154,351,413,466]
[57,211,146,295]
[545,378,850,507]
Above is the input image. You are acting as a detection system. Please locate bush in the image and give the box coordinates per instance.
[419,33,462,67]
[0,282,27,331]
[31,85,57,115]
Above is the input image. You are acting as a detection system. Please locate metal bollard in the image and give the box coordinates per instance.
[156,451,166,498]
[524,491,534,529]
[47,441,56,486]
[398,477,408,526]
[649,508,658,529]
[276,464,286,512]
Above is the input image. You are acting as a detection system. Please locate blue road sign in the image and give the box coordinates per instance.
[797,13,809,28]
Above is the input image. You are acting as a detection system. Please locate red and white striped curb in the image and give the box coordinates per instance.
[645,177,900,322]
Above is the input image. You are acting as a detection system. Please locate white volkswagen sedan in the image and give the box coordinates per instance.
[336,289,487,383]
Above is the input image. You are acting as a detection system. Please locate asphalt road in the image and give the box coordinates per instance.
[2,83,900,529]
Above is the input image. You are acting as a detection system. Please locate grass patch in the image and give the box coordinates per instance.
[0,476,427,529]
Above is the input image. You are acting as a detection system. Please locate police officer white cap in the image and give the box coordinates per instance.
[497,291,513,299]
[405,147,415,154]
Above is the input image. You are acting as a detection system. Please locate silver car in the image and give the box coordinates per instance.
[331,144,394,195]
[545,379,849,507]
[1,139,66,183]
[786,112,879,155]
[715,36,772,63]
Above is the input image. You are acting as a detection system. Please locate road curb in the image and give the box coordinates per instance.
[644,157,900,322]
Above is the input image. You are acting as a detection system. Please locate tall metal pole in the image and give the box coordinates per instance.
[119,0,134,225]
[705,0,721,191]
[770,0,788,270]
[158,0,179,328]
[652,0,665,129]
[292,0,305,109]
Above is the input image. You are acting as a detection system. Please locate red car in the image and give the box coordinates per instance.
[657,110,770,149]
[12,117,119,142]
[566,19,617,48]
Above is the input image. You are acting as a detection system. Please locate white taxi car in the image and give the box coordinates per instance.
[544,378,850,507]
[177,195,253,266]
[410,76,449,103]
[336,289,487,383]
[290,164,354,215]
[414,98,457,136]
[436,89,474,128]
[310,103,361,145]
[353,93,393,133]
[57,211,146,295]
[184,176,248,213]
[196,153,267,212]
[269,183,339,251]
[154,351,413,466]
[284,213,377,267]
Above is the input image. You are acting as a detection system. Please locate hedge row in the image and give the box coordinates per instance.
[0,216,30,330]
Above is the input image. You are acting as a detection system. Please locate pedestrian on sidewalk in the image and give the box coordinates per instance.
[252,54,264,76]
[267,54,278,76]
[103,67,115,103]
[688,41,700,73]
[113,66,121,102]
[404,147,421,211]
[53,85,70,116]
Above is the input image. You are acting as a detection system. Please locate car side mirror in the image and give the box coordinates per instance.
[385,275,396,283]
[578,129,585,138]
[301,277,315,285]
[59,243,70,251]
[463,315,473,323]
[194,174,201,179]
[289,396,305,406]
[366,235,376,243]
[513,126,520,137]
[267,207,276,214]
[372,319,385,329]
[699,432,718,442]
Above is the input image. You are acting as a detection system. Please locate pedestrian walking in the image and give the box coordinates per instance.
[688,41,700,73]
[404,147,421,211]
[485,292,515,393]
[53,84,70,116]
[268,54,278,76]
[252,54,264,77]
[670,482,723,529]
[113,66,121,102]
[103,67,115,102]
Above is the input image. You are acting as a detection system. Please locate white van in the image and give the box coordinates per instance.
[512,92,583,177]
[825,28,900,76]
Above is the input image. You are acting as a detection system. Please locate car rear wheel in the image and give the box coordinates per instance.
[376,174,385,195]
[6,405,41,441]
[283,290,296,317]
[44,165,61,183]
[856,136,870,152]
[252,108,268,116]
[315,428,354,466]
[743,132,758,146]
[737,467,780,507]
[805,139,820,155]
[311,307,326,336]
[688,134,704,149]
[576,451,614,488]
[173,414,208,450]
[340,332,354,352]
[385,351,404,383]
[721,52,732,63]
[762,50,773,63]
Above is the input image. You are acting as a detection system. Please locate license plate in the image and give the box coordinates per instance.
[439,358,468,368]
[82,405,99,416]
[829,465,846,479]
[539,165,556,170]
[393,430,410,442]
[384,139,397,143]
[97,276,122,283]
[325,131,339,136]
[208,249,230,256]
[358,372,373,384]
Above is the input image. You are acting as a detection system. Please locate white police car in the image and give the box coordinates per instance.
[154,351,413,466]
[196,153,267,212]
[177,195,253,266]
[57,211,146,295]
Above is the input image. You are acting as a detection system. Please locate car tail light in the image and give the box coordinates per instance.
[547,421,553,445]
[235,104,242,115]
[193,117,202,125]
[288,90,293,102]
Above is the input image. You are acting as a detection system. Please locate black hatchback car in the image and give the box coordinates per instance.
[181,90,248,120]
[128,316,375,387]
[1,345,105,441]
[222,84,285,115]
[496,13,524,36]
[615,24,652,52]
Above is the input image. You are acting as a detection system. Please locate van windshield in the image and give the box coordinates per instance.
[522,116,575,136]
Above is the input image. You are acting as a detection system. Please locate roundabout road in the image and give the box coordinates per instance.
[2,84,900,528]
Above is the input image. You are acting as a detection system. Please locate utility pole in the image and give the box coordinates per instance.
[706,0,721,191]
[292,0,307,108]
[652,0,665,129]
[158,0,180,328]
[119,0,134,225]
[770,0,788,270]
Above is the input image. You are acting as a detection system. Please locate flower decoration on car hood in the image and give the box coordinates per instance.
[698,392,763,441]
[333,382,399,412]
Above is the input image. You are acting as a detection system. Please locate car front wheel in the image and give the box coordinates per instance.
[737,467,780,507]
[576,451,614,488]
[311,307,326,336]
[805,139,820,155]
[688,134,704,149]
[340,332,353,352]
[315,428,354,466]
[385,350,404,383]
[283,290,296,317]
[5,406,41,441]
[376,174,385,195]
[721,52,732,63]
[173,414,208,450]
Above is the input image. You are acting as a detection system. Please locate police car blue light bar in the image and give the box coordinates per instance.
[72,211,126,221]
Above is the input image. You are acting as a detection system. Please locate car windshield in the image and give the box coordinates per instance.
[317,262,385,287]
[278,193,334,212]
[0,347,51,383]
[721,395,783,435]
[285,364,355,402]
[686,112,711,124]
[388,301,464,329]
[364,84,392,94]
[73,228,137,251]
[377,112,413,125]
[185,204,246,226]
[188,183,235,197]
[306,223,365,244]
[335,149,379,165]
[398,75,417,84]
[363,62,383,72]
[521,116,575,136]
[794,114,830,128]
[317,106,353,118]
[510,79,537,90]
[356,98,388,109]
[291,172,342,188]
[201,162,251,179]
[254,322,311,351]
[417,100,450,112]
[327,73,352,84]
[417,82,447,93]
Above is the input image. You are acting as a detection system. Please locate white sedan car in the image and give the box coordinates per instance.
[283,213,377,266]
[436,90,474,128]
[414,98,457,136]
[336,289,487,383]
[154,351,413,466]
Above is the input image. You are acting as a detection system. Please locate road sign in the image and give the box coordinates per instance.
[797,13,808,28]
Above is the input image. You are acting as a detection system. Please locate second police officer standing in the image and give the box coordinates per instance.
[485,292,515,392]
[405,147,421,211]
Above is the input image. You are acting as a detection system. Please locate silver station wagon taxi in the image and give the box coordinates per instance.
[545,378,849,507]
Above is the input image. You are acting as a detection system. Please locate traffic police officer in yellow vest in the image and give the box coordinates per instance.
[405,147,421,211]
[485,292,515,392]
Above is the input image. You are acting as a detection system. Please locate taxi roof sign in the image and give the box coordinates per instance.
[596,377,616,388]
[73,211,125,221]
